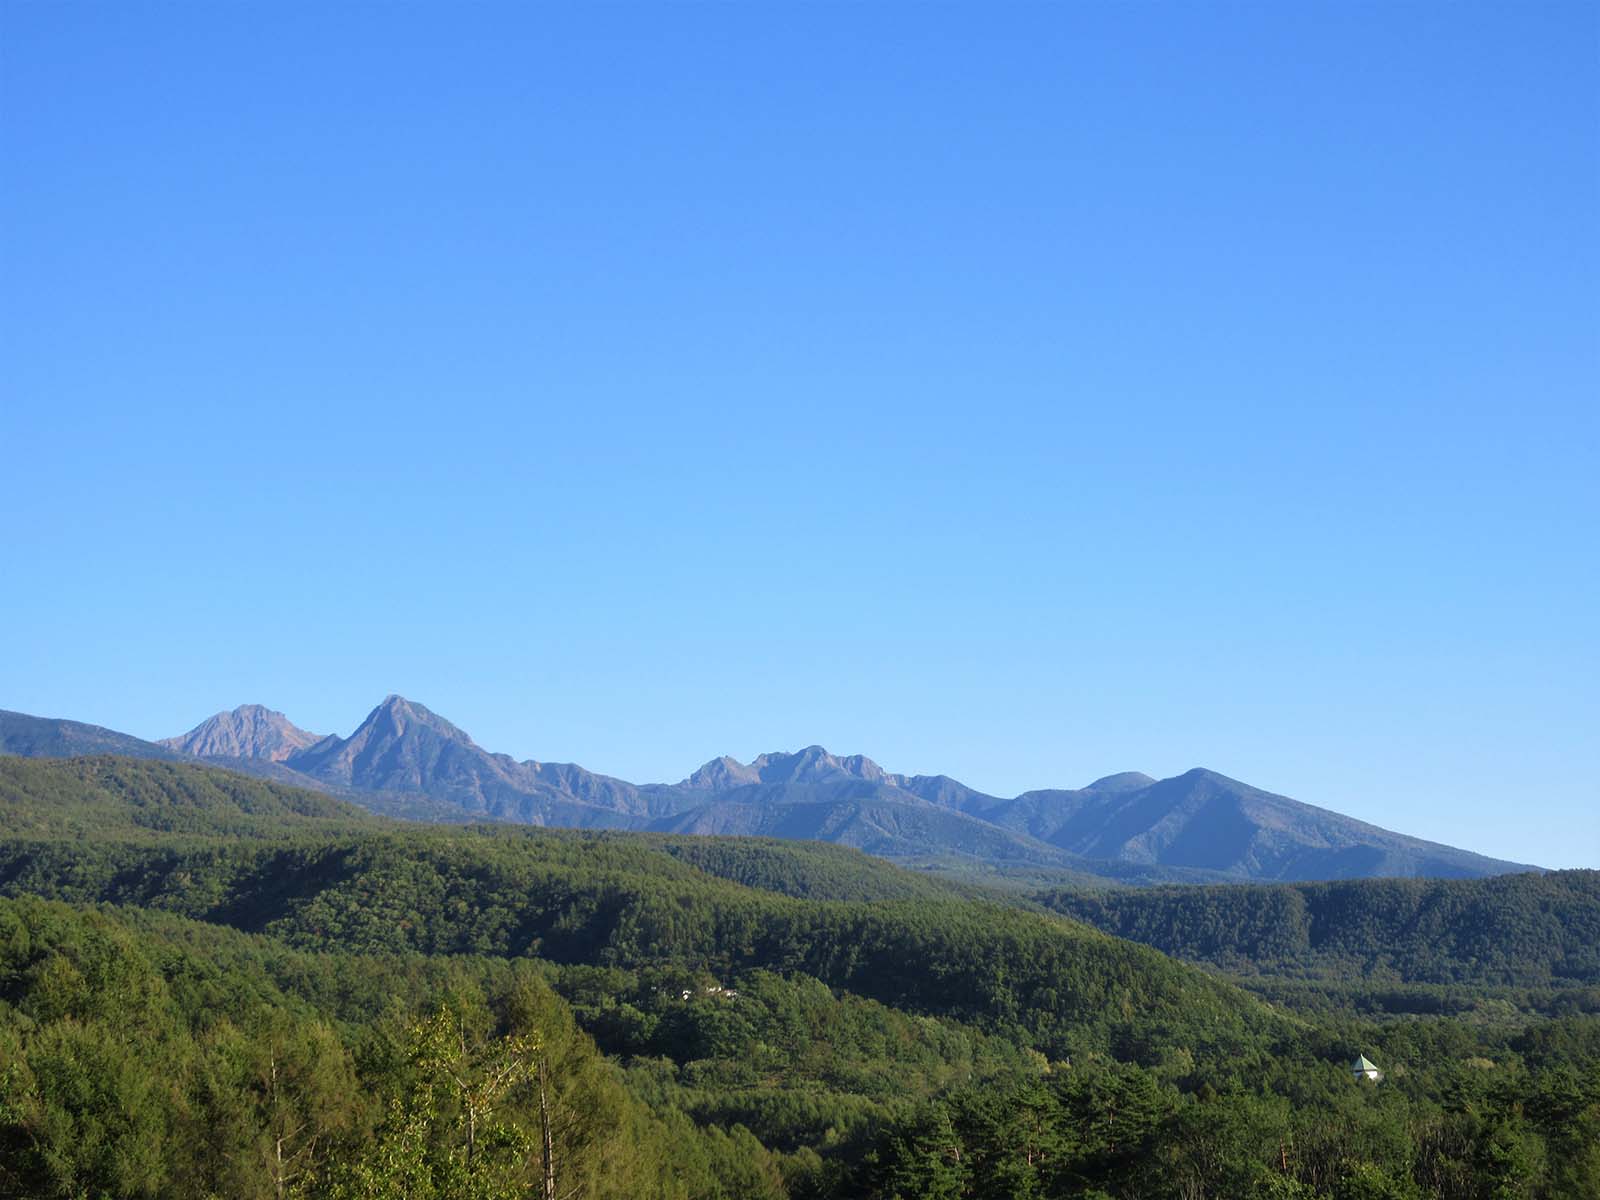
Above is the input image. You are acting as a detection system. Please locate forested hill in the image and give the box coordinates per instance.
[650,835,984,902]
[0,758,1289,1061]
[2,754,1598,1198]
[1038,872,1600,988]
[6,755,1590,1000]
[0,754,381,840]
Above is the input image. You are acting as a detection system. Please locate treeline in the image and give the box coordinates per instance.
[1038,871,1600,987]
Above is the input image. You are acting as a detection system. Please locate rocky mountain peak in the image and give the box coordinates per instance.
[747,746,888,785]
[360,694,473,743]
[159,704,324,762]
[683,755,762,790]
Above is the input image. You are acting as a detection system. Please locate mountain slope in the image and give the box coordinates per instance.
[281,694,651,825]
[977,768,1530,881]
[670,750,1535,881]
[649,792,1082,868]
[0,708,185,762]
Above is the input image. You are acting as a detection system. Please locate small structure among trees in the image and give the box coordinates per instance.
[1351,1053,1383,1083]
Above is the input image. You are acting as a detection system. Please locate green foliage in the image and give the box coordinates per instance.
[1038,872,1600,988]
[0,898,765,1198]
[0,823,1292,1066]
[0,755,374,841]
[320,1006,540,1199]
[653,837,981,902]
[0,755,1596,1199]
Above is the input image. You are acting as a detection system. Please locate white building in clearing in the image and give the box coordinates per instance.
[1352,1054,1383,1083]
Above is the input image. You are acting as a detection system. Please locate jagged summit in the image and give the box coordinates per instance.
[682,746,891,790]
[282,693,489,795]
[159,704,324,762]
[749,745,889,785]
[683,755,761,790]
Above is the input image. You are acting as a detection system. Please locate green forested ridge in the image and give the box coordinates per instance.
[1037,873,1600,987]
[1,755,1596,1198]
[0,827,1289,1062]
[0,755,378,840]
[651,836,985,902]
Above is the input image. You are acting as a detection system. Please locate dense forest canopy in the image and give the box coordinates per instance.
[1,755,1596,1198]
[1037,874,1600,988]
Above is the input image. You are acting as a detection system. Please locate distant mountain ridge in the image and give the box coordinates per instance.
[1,699,1541,883]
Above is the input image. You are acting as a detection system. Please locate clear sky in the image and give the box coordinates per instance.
[2,3,1595,868]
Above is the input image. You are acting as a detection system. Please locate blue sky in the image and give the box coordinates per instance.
[2,2,1595,867]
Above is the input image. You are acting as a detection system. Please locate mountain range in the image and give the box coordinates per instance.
[1,697,1538,883]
